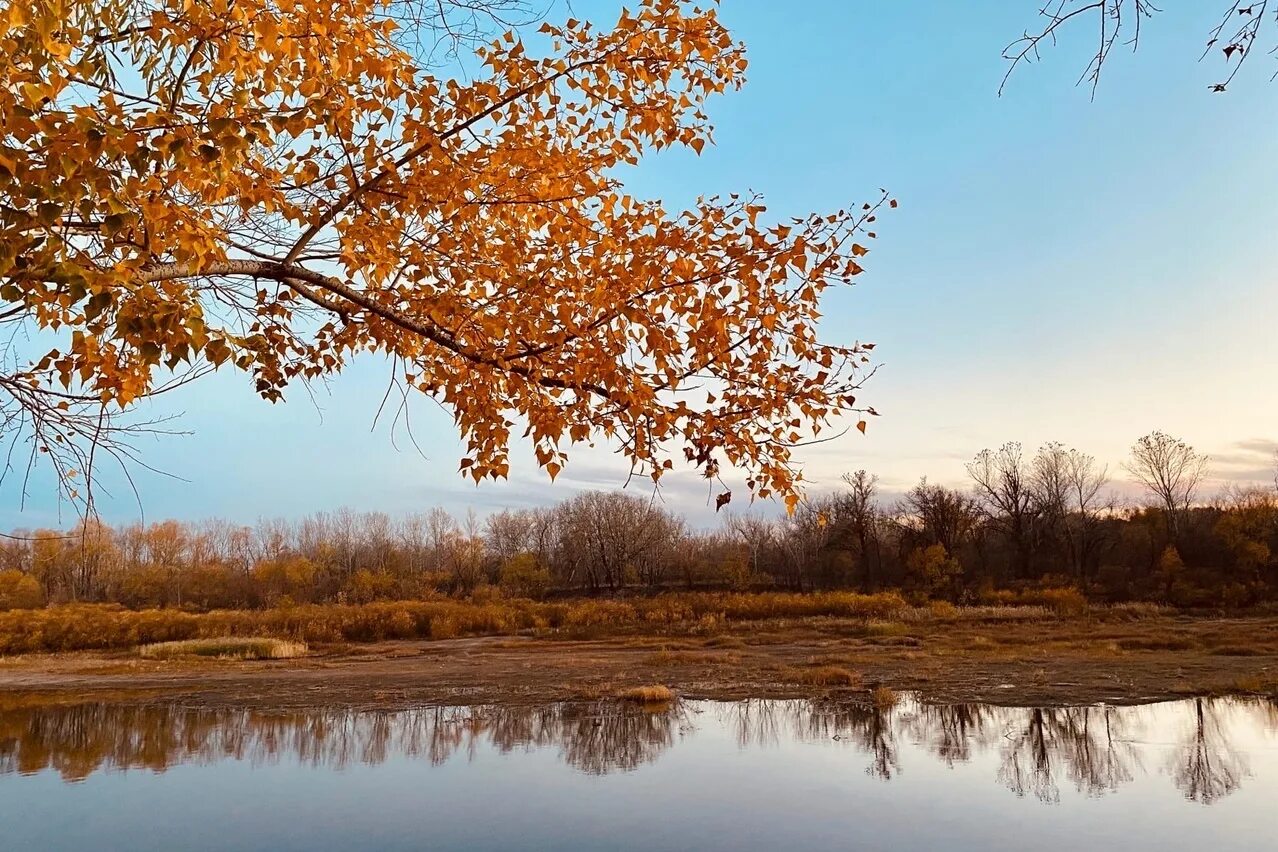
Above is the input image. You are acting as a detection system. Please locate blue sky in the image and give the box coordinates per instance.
[5,1,1277,529]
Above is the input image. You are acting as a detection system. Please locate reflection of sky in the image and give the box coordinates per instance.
[1,697,1275,851]
[6,2,1278,529]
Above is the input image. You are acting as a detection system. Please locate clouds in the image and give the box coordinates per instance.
[1207,438,1278,486]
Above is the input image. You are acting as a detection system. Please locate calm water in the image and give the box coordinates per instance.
[2,696,1276,851]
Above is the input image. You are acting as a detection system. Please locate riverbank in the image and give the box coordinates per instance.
[2,610,1275,709]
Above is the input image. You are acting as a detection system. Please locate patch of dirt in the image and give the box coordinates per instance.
[1,615,1275,710]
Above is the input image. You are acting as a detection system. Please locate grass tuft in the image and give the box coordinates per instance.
[871,685,899,709]
[784,665,861,687]
[616,684,674,704]
[140,637,307,660]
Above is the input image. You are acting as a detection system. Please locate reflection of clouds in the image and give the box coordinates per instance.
[1,697,1272,804]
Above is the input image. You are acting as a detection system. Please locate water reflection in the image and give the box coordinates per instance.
[1,696,1272,805]
[0,701,690,781]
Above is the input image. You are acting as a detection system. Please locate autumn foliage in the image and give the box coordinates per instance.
[0,0,885,505]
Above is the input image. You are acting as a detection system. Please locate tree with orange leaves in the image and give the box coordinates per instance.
[0,0,886,512]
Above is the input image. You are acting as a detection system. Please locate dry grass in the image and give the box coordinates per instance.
[1208,645,1269,657]
[139,637,307,660]
[862,620,910,637]
[0,591,1255,657]
[644,648,732,666]
[783,665,861,687]
[1233,675,1266,693]
[871,685,899,709]
[616,684,674,703]
[1117,636,1197,652]
[702,635,748,649]
[571,681,616,701]
[0,592,911,654]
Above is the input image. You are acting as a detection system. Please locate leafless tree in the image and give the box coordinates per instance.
[838,470,882,588]
[726,513,776,578]
[1125,431,1208,542]
[968,443,1041,578]
[1033,443,1112,581]
[553,491,682,591]
[776,498,836,592]
[896,478,981,557]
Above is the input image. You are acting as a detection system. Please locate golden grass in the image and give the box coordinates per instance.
[0,590,1223,656]
[139,637,307,660]
[616,684,674,703]
[862,620,910,637]
[0,592,910,654]
[784,665,861,687]
[871,685,899,709]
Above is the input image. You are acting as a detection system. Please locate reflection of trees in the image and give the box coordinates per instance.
[997,709,1060,803]
[906,703,996,765]
[3,696,1270,801]
[997,707,1138,802]
[721,699,900,779]
[1169,698,1248,805]
[0,701,684,782]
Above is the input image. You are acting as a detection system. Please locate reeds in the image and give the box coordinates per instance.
[140,637,307,660]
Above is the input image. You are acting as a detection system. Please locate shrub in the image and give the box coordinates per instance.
[1036,587,1088,616]
[499,554,552,600]
[927,600,959,620]
[0,571,44,611]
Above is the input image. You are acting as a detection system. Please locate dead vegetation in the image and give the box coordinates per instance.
[617,685,675,704]
[2,604,1276,709]
[140,638,307,661]
[782,665,862,687]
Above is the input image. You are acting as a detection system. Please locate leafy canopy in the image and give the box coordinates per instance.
[0,0,885,510]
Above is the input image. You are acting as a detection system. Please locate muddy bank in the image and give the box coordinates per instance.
[1,614,1276,710]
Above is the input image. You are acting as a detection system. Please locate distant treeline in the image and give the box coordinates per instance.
[1,431,1276,611]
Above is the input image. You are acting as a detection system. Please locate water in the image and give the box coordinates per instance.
[1,696,1275,851]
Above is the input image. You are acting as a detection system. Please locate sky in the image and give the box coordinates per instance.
[5,1,1277,530]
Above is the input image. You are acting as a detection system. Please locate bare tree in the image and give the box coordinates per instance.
[895,478,982,573]
[968,443,1041,579]
[726,514,776,578]
[1033,443,1111,582]
[776,498,836,592]
[838,470,882,589]
[1125,431,1208,542]
[553,492,682,591]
